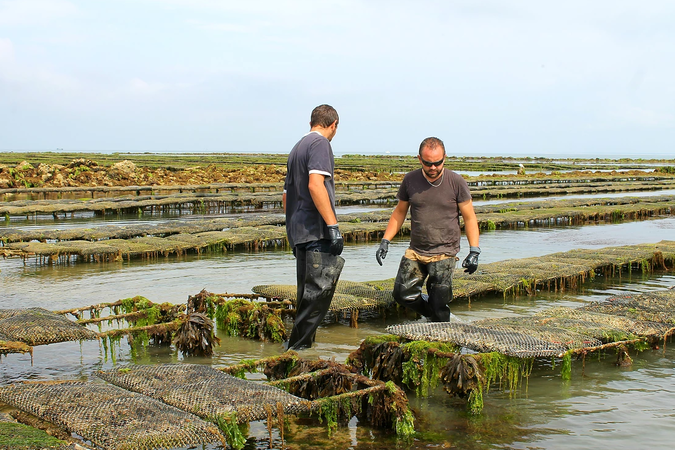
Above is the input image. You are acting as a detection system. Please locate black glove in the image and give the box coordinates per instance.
[375,239,390,266]
[462,246,480,274]
[327,224,344,256]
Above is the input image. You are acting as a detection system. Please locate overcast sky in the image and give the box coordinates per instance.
[1,1,674,157]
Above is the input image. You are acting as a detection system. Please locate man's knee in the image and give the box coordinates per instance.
[392,282,406,305]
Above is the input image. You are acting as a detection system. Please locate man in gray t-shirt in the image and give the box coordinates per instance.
[282,104,345,350]
[374,137,481,322]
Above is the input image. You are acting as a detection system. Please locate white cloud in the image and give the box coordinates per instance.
[0,38,14,63]
[612,106,675,128]
[0,0,79,26]
[185,19,262,34]
[128,78,166,95]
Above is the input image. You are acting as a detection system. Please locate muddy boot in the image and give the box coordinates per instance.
[287,252,345,350]
[426,258,455,322]
[392,256,431,318]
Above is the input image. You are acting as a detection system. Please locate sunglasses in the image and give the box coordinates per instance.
[420,156,445,167]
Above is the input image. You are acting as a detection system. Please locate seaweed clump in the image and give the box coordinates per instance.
[224,353,416,439]
[173,312,221,356]
[184,289,288,343]
[347,335,458,397]
[215,298,287,343]
[347,336,534,415]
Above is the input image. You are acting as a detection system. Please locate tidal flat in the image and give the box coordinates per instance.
[1,154,675,450]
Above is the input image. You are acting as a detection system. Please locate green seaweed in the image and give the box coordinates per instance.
[230,358,259,379]
[467,386,484,415]
[601,329,636,343]
[120,296,151,314]
[560,351,572,381]
[385,381,416,438]
[364,334,403,346]
[317,399,339,435]
[0,422,66,449]
[640,259,649,274]
[480,352,533,395]
[631,340,651,352]
[214,298,286,342]
[401,341,457,397]
[212,412,247,450]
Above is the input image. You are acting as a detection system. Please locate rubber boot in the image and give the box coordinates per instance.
[295,248,307,307]
[425,258,455,322]
[287,251,345,350]
[392,256,431,318]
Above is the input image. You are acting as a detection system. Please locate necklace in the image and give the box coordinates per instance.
[425,169,444,188]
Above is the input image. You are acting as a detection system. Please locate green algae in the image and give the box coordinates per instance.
[560,351,572,381]
[212,412,247,450]
[214,298,286,342]
[457,352,534,414]
[401,341,458,397]
[480,352,533,394]
[0,422,66,449]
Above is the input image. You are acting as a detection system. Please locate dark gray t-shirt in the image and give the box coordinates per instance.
[284,132,336,248]
[397,168,472,256]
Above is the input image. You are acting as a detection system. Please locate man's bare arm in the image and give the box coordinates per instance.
[459,200,480,248]
[382,200,410,242]
[308,173,337,225]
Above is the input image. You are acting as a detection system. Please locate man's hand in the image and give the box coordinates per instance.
[327,225,344,256]
[375,239,390,266]
[462,246,480,274]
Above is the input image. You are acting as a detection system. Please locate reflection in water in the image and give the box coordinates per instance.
[1,217,675,449]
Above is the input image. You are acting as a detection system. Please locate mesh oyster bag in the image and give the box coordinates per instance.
[0,308,99,345]
[0,381,224,450]
[386,321,572,358]
[97,363,311,423]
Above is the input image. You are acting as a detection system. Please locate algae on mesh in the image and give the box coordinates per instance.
[0,422,66,449]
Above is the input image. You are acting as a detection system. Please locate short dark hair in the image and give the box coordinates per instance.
[419,137,445,155]
[310,104,339,128]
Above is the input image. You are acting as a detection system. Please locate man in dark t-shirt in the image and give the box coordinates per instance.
[374,137,481,322]
[282,104,345,350]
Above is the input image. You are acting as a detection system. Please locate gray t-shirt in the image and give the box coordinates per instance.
[284,132,336,248]
[397,168,472,256]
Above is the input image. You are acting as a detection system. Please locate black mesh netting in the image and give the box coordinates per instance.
[96,363,310,423]
[579,291,675,325]
[385,321,575,358]
[0,381,224,450]
[0,308,99,345]
[386,290,675,358]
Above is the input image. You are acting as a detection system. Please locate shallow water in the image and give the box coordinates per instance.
[473,188,675,206]
[456,167,658,177]
[1,215,675,449]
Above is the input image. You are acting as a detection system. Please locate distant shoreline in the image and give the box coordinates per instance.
[1,151,674,164]
[1,149,674,161]
[2,152,674,190]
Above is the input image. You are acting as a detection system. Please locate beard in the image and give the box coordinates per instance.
[423,166,442,180]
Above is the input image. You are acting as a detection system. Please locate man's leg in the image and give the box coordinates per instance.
[287,240,345,350]
[392,256,431,317]
[425,258,455,322]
